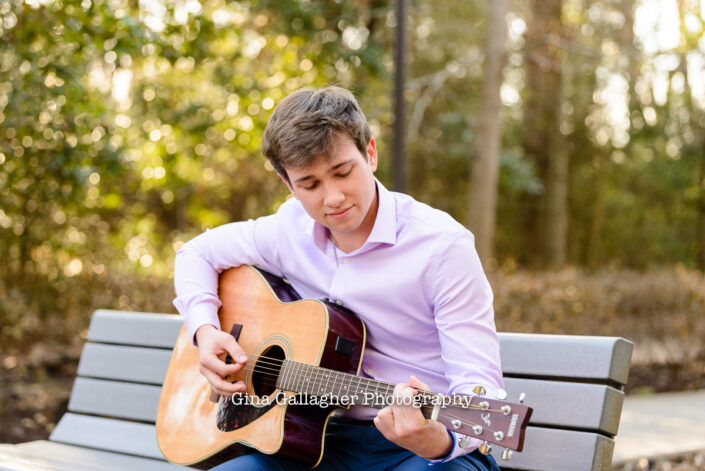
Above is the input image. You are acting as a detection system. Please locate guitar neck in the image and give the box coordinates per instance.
[276,359,442,415]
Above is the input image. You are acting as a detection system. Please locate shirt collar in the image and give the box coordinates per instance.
[365,178,397,246]
[307,178,398,253]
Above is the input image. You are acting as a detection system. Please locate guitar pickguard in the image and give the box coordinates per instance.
[216,392,283,432]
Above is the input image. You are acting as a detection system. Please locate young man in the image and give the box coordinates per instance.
[173,86,503,470]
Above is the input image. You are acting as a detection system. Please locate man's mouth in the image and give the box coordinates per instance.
[328,205,353,218]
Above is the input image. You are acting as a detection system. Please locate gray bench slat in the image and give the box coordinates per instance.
[68,378,162,422]
[504,377,624,436]
[87,310,182,348]
[50,413,164,460]
[77,343,173,385]
[491,426,614,471]
[0,441,182,471]
[499,333,633,386]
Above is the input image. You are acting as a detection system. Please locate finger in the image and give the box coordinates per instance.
[201,352,242,377]
[218,335,249,366]
[200,367,246,395]
[374,407,394,436]
[409,375,429,391]
[392,383,424,431]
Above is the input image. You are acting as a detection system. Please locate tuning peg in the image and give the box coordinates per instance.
[518,392,526,404]
[473,385,486,396]
[459,435,472,449]
[478,442,493,455]
[502,449,513,460]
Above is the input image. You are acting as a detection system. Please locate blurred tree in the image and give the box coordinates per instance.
[3,0,705,351]
[468,0,509,264]
[0,0,388,344]
[0,0,150,334]
[521,0,563,268]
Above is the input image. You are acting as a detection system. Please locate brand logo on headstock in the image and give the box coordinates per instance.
[507,413,518,437]
[481,412,491,426]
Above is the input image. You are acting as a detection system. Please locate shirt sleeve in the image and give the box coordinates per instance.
[423,230,505,463]
[172,212,284,344]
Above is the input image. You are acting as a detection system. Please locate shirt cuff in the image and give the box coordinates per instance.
[425,430,483,465]
[180,302,221,345]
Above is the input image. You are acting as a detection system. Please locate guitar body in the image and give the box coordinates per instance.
[156,265,366,469]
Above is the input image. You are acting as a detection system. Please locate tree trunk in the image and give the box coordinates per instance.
[521,0,562,267]
[468,0,509,264]
[545,128,568,268]
[586,152,607,270]
[680,51,705,270]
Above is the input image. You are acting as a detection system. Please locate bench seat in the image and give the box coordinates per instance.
[0,310,633,471]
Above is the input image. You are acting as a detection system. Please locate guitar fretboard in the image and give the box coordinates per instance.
[276,360,396,409]
[276,359,448,414]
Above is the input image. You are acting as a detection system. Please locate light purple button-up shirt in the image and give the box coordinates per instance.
[173,180,504,462]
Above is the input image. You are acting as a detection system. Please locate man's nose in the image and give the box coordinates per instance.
[323,183,345,207]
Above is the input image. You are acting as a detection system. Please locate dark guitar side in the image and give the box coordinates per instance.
[157,266,366,469]
[254,269,367,467]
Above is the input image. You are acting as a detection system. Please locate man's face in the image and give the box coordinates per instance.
[283,134,379,250]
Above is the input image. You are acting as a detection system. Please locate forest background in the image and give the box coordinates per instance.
[2,0,705,447]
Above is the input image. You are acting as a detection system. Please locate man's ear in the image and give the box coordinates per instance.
[367,136,378,172]
[278,172,298,199]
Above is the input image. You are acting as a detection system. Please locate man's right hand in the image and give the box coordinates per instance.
[194,324,249,397]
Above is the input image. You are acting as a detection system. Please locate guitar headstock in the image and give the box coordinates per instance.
[423,392,532,453]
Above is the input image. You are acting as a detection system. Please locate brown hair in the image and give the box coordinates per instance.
[262,86,371,182]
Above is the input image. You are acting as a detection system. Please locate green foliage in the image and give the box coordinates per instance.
[0,0,388,346]
[1,0,705,349]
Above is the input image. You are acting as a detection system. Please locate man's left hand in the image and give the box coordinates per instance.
[373,375,453,460]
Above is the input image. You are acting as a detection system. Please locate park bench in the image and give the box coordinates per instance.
[0,309,633,471]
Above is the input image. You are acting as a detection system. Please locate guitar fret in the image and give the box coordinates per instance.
[335,371,345,400]
[284,361,293,391]
[276,361,285,390]
[314,363,324,395]
[294,361,303,394]
[305,363,312,395]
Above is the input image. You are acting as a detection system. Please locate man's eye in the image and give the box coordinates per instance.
[337,169,352,178]
[304,182,318,190]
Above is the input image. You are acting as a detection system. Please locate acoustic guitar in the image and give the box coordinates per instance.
[156,265,532,469]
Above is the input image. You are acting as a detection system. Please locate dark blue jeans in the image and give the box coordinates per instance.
[210,420,500,470]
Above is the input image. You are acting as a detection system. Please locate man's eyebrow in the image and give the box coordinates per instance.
[293,174,314,184]
[331,159,355,171]
[293,159,355,184]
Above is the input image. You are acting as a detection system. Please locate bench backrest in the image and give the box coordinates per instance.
[50,310,633,471]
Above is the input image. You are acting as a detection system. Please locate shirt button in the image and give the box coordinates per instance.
[344,258,351,264]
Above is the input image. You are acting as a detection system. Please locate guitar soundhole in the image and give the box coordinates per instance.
[252,345,285,398]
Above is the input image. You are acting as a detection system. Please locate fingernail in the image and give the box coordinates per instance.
[238,354,248,363]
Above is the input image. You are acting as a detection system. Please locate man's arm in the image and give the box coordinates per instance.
[173,215,283,395]
[375,230,503,463]
[424,230,505,462]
